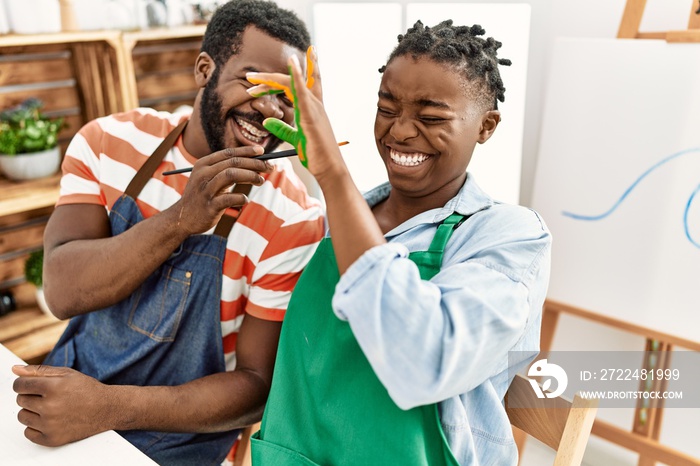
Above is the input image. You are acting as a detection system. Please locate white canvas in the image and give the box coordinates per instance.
[532,38,700,343]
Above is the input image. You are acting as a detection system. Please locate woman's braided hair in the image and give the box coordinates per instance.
[379,20,511,110]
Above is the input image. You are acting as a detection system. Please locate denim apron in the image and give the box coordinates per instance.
[251,213,466,465]
[45,120,247,466]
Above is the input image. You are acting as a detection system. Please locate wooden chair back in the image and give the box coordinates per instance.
[506,374,598,466]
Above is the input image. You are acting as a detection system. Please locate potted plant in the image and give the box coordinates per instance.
[24,249,52,315]
[0,98,64,181]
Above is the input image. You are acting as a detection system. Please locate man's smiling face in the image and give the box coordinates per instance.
[200,26,302,153]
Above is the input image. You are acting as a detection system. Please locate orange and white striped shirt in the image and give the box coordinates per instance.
[57,108,324,369]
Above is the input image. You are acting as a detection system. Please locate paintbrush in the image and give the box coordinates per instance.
[162,141,349,176]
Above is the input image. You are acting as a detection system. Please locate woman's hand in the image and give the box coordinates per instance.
[250,47,386,274]
[246,45,322,105]
[246,46,346,183]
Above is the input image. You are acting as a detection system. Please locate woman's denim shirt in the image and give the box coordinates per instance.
[332,174,552,466]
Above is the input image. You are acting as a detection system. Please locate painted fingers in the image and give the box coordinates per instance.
[247,46,321,103]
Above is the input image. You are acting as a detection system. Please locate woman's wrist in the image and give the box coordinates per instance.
[312,147,350,187]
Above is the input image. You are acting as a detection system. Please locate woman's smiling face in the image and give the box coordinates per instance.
[374,55,498,202]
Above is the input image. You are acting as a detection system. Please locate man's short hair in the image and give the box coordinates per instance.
[202,0,311,66]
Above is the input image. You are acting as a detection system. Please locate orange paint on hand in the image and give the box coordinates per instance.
[247,77,295,103]
[305,46,315,90]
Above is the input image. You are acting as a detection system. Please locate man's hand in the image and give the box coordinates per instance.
[12,365,112,446]
[10,316,283,442]
[174,145,273,236]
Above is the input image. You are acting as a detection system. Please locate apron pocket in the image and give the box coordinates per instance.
[251,434,323,466]
[127,263,192,342]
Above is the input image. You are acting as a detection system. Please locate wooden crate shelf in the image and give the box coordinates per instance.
[0,25,206,362]
[0,306,67,363]
[0,30,122,48]
[0,174,61,219]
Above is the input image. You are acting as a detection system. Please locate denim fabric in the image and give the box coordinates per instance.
[331,174,552,466]
[45,194,239,466]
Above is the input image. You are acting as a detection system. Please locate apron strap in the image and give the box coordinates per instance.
[427,213,468,258]
[125,119,188,199]
[212,184,252,238]
[407,212,468,281]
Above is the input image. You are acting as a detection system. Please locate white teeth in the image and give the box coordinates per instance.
[235,118,269,143]
[390,149,429,166]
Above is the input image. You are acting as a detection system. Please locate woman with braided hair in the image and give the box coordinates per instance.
[246,19,551,465]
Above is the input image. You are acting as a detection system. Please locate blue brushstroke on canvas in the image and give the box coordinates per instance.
[561,147,700,249]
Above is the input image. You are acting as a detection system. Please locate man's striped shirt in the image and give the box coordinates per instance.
[57,108,324,369]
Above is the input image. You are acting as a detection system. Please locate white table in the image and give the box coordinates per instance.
[1,343,157,465]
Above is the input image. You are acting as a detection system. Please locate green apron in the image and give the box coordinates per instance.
[252,214,466,466]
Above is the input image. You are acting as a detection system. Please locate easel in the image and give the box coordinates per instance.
[515,4,700,464]
[608,3,699,463]
[617,0,700,42]
[537,300,700,466]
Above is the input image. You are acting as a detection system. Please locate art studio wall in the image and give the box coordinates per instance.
[279,0,692,205]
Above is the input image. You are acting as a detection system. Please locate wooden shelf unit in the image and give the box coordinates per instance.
[0,26,205,362]
[0,174,61,362]
[0,307,68,364]
[0,174,61,221]
[123,25,205,111]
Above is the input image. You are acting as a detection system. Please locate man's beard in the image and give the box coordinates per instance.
[200,71,227,153]
[199,71,285,154]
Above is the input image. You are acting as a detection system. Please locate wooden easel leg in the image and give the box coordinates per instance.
[688,0,700,29]
[617,0,648,38]
[634,340,673,466]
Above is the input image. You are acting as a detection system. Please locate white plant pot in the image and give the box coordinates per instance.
[104,0,137,31]
[6,0,61,34]
[0,1,10,34]
[0,147,61,181]
[35,288,53,316]
[71,0,107,31]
